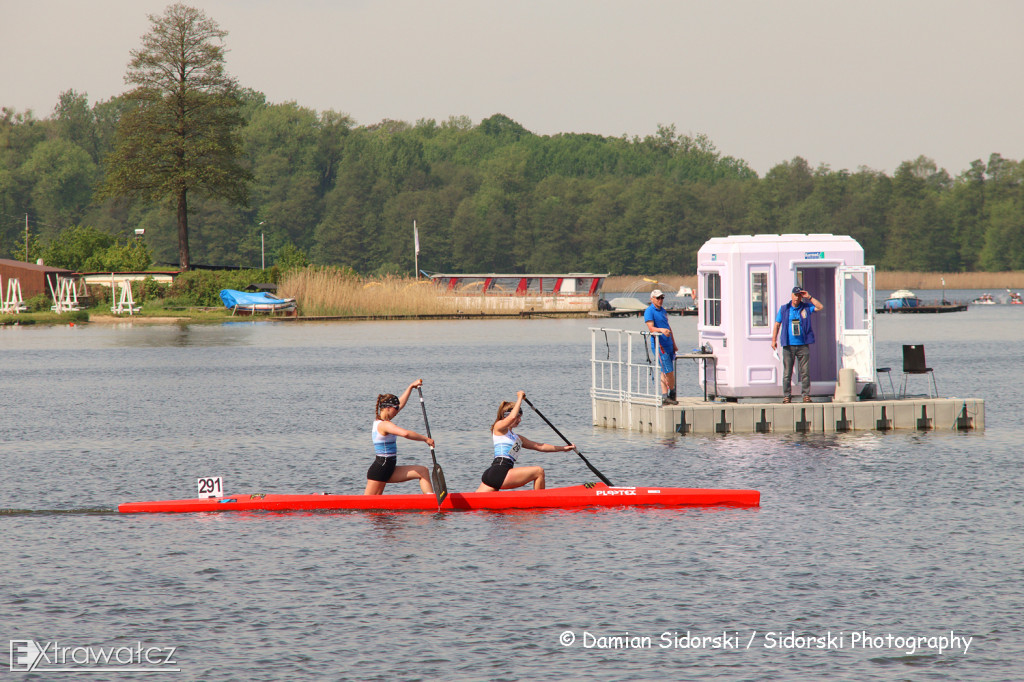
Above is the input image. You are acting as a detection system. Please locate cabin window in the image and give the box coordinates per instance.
[456,277,487,293]
[704,272,721,327]
[490,277,520,293]
[750,271,768,327]
[843,272,868,330]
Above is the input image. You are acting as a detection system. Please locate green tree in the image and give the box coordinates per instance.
[21,139,97,235]
[99,3,250,270]
[275,243,309,272]
[53,90,100,162]
[41,224,113,270]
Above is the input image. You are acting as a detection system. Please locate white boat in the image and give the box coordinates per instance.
[972,293,997,305]
[219,289,297,314]
[608,297,647,312]
[884,289,921,310]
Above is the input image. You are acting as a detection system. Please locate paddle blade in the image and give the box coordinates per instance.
[432,461,448,508]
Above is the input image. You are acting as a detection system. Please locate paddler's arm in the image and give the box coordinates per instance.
[495,391,526,432]
[396,378,422,412]
[380,420,434,448]
[520,435,574,453]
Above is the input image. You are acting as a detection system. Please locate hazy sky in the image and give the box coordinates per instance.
[3,0,1022,176]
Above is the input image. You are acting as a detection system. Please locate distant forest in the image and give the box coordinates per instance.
[2,90,1022,274]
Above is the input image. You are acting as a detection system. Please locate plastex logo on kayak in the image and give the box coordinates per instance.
[8,639,179,673]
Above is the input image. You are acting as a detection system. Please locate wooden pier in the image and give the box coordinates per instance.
[592,396,985,435]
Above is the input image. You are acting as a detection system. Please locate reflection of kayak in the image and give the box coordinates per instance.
[118,483,760,513]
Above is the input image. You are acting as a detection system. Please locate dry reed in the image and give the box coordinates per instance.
[280,267,490,316]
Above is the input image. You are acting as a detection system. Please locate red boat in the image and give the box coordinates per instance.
[118,483,760,513]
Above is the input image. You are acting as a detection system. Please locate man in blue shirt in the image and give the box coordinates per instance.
[644,289,678,405]
[771,287,824,403]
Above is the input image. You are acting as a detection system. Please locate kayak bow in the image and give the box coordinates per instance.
[118,483,759,513]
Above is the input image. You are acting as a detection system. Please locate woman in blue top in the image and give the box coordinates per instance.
[365,379,435,495]
[476,391,575,492]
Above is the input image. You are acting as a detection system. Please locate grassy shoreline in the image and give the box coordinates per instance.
[5,270,1020,326]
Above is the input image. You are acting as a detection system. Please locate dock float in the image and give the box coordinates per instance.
[592,397,985,435]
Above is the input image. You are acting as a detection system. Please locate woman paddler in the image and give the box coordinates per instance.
[476,391,575,492]
[365,379,435,495]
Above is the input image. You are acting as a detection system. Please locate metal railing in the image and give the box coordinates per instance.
[590,327,667,406]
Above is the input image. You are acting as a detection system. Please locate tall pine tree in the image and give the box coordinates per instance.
[100,3,250,269]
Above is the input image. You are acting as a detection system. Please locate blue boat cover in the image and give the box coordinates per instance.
[219,289,288,308]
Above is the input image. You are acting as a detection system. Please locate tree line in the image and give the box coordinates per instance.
[1,8,1021,275]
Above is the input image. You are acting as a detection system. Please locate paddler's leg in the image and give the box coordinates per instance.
[364,455,396,495]
[500,466,546,490]
[364,479,387,495]
[389,464,434,494]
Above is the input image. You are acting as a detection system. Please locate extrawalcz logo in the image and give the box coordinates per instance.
[10,639,179,673]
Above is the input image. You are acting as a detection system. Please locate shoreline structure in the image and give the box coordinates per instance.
[5,270,1022,325]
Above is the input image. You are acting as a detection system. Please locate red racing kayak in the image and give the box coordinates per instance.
[118,483,759,513]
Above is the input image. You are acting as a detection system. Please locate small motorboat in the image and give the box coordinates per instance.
[608,297,648,312]
[1009,291,1022,305]
[972,293,997,305]
[883,289,921,310]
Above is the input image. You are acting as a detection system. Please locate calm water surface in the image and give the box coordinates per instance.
[1,307,1022,680]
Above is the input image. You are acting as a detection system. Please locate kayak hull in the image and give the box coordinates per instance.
[118,483,759,514]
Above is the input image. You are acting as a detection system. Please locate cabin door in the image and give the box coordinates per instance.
[837,265,875,387]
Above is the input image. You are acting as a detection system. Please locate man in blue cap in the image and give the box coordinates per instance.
[771,287,823,403]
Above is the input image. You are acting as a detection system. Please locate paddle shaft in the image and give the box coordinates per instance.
[416,387,448,507]
[521,396,613,486]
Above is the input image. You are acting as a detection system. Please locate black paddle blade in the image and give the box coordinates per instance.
[431,462,448,507]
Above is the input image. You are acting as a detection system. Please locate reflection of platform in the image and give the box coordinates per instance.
[592,397,985,435]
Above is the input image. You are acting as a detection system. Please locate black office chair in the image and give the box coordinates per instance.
[899,344,938,398]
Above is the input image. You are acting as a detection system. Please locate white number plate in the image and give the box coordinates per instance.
[197,476,223,498]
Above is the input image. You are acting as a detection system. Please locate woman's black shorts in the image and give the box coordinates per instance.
[367,455,397,482]
[480,457,514,490]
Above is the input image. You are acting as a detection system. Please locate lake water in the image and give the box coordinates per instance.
[1,304,1022,680]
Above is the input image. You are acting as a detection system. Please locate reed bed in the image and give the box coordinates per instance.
[873,271,1024,290]
[280,267,481,316]
[603,275,696,293]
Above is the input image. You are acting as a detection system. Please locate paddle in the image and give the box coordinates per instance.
[416,387,448,508]
[521,395,614,486]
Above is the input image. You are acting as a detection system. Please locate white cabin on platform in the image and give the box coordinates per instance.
[696,234,876,399]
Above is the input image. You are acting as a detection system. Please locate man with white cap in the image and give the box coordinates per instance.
[644,289,677,404]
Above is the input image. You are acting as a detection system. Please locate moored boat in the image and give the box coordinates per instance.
[219,289,297,314]
[883,289,921,310]
[429,273,606,313]
[118,483,760,513]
